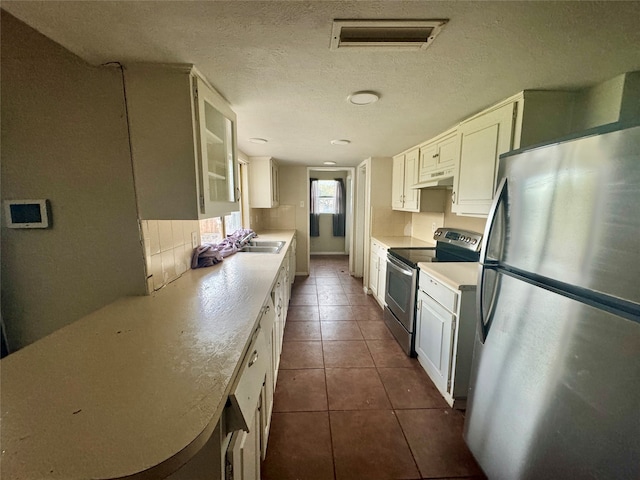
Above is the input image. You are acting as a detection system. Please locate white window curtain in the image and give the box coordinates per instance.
[332,178,345,237]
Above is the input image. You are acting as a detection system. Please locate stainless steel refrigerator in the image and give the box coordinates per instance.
[464,124,640,479]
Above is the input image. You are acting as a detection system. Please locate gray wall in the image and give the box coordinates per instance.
[1,12,146,351]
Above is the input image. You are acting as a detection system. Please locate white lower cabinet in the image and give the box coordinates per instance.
[368,239,388,306]
[415,270,477,409]
[377,252,387,306]
[289,236,297,285]
[271,268,286,384]
[170,240,294,480]
[227,409,261,480]
[259,299,275,459]
[369,247,379,298]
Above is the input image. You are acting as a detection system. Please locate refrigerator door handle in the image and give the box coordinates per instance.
[480,177,508,266]
[477,178,507,343]
[477,266,500,343]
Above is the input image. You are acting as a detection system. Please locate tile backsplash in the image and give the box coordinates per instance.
[371,206,412,237]
[141,220,200,293]
[252,205,296,230]
[411,211,445,242]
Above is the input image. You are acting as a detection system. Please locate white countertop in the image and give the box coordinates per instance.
[0,231,295,480]
[418,262,480,291]
[372,236,436,249]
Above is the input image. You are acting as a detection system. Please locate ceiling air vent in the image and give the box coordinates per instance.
[330,20,448,51]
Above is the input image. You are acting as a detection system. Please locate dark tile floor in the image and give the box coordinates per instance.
[262,255,485,480]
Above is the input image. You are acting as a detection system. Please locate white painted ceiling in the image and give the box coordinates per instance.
[3,1,640,166]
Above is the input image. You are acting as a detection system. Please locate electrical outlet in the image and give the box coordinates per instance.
[432,222,438,233]
[191,231,198,248]
[299,201,304,208]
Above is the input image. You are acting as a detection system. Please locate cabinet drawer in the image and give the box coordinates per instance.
[419,272,457,313]
[371,240,380,256]
[227,326,269,432]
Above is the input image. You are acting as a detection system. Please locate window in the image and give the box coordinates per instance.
[199,217,224,244]
[224,211,242,234]
[316,180,338,214]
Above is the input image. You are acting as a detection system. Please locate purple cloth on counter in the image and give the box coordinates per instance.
[191,228,257,269]
[191,244,223,269]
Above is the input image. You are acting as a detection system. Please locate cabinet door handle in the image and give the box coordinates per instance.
[452,191,456,203]
[248,350,259,367]
[432,153,439,158]
[235,187,241,203]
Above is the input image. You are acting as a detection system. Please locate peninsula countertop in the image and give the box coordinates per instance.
[0,231,295,480]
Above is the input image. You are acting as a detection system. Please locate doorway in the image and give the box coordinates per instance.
[352,162,367,277]
[307,167,355,272]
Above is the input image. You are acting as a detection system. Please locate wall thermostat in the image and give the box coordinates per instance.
[4,199,51,228]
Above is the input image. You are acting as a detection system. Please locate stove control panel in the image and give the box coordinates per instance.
[433,228,483,252]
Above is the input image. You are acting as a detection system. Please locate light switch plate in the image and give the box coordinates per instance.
[191,231,198,248]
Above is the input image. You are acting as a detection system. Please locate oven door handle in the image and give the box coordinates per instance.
[386,255,414,276]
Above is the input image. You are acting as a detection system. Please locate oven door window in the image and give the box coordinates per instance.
[386,260,414,318]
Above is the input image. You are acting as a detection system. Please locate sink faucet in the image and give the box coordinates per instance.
[239,231,256,246]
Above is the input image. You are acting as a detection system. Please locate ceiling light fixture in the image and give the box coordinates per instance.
[330,139,351,145]
[347,91,379,106]
[248,138,268,144]
[323,161,337,166]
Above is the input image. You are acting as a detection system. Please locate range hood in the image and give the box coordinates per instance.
[411,167,455,189]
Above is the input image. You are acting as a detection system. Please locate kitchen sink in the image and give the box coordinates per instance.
[238,240,285,253]
[247,240,285,248]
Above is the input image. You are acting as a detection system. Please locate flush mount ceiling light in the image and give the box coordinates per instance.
[330,19,448,51]
[330,139,351,145]
[323,161,337,165]
[248,138,268,144]
[347,91,379,106]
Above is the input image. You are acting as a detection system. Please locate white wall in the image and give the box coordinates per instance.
[571,71,640,131]
[1,12,147,351]
[572,74,626,131]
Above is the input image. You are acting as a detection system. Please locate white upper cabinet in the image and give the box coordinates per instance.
[195,76,239,216]
[248,157,279,208]
[418,128,459,185]
[391,154,405,210]
[392,148,420,212]
[452,102,515,216]
[452,91,575,216]
[124,64,239,220]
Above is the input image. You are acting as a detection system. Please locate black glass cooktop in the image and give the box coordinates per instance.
[388,244,480,268]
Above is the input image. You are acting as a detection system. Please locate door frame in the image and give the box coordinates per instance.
[306,167,355,271]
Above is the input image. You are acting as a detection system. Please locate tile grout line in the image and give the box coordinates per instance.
[362,305,426,480]
[315,266,339,480]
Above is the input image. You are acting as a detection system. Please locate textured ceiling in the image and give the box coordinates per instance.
[3,1,640,166]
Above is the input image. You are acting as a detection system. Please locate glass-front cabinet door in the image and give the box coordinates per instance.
[194,76,239,218]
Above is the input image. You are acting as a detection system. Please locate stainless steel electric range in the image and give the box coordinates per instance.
[384,228,483,356]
